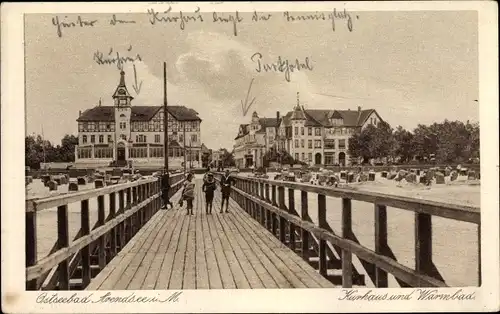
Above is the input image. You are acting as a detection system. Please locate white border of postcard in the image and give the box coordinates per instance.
[1,1,499,313]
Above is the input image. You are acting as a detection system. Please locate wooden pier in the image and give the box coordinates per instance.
[25,173,480,290]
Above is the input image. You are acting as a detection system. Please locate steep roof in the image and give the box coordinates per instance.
[76,105,201,122]
[258,118,280,128]
[279,108,380,128]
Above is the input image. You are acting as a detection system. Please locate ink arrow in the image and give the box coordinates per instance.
[241,78,256,116]
[132,63,143,95]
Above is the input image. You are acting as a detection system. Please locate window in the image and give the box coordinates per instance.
[324,139,335,149]
[308,127,312,136]
[325,152,335,165]
[308,153,312,161]
[120,134,127,141]
[308,140,312,149]
[191,134,197,144]
[155,134,160,143]
[77,147,92,159]
[295,153,299,160]
[107,135,112,143]
[90,135,95,143]
[149,147,164,158]
[129,147,148,158]
[294,139,299,148]
[120,122,126,130]
[301,139,304,148]
[94,147,113,158]
[106,124,112,131]
[294,127,298,135]
[339,139,346,149]
[136,134,147,143]
[82,135,87,144]
[99,135,104,143]
[301,153,305,161]
[301,127,304,135]
[314,140,321,148]
[315,128,321,136]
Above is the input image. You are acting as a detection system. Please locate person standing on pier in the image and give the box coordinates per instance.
[160,171,173,209]
[202,172,217,214]
[220,169,234,213]
[181,173,196,215]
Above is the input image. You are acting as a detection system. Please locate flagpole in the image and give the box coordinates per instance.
[163,62,169,173]
[183,123,187,174]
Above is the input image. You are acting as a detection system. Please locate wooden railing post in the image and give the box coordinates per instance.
[288,188,296,251]
[259,182,265,226]
[374,204,388,287]
[97,195,106,270]
[271,185,278,236]
[301,191,309,261]
[80,199,91,287]
[415,212,433,285]
[126,187,132,210]
[118,189,125,249]
[25,207,38,290]
[318,194,327,277]
[57,205,70,290]
[341,198,353,288]
[265,183,271,230]
[278,186,287,243]
[109,192,117,258]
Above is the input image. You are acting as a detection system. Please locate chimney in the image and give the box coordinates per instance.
[358,106,361,113]
[99,98,102,106]
[79,110,82,117]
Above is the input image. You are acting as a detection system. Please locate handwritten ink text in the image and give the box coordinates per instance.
[93,47,143,70]
[147,7,203,30]
[283,9,357,32]
[251,52,313,82]
[110,14,136,26]
[212,11,243,36]
[52,15,98,38]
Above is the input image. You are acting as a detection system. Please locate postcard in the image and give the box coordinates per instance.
[1,1,498,313]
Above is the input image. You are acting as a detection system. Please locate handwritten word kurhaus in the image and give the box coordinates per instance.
[36,291,182,304]
[147,7,204,30]
[52,15,98,38]
[251,52,313,82]
[283,8,357,32]
[93,47,143,71]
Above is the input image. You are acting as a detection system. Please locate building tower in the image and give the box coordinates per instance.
[113,71,133,165]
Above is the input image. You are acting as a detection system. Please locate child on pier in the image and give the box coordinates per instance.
[202,172,217,214]
[180,173,195,215]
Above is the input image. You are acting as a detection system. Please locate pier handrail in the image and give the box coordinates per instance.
[222,174,481,288]
[25,173,185,290]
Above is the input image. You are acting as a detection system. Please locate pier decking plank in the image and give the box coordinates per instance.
[86,178,336,290]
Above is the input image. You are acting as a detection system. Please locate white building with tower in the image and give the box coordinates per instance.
[276,92,384,166]
[74,71,203,169]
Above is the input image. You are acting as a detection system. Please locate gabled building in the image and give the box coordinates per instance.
[277,92,384,166]
[233,111,280,168]
[74,71,202,169]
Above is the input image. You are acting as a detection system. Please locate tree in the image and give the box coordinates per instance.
[220,149,235,167]
[393,126,414,162]
[348,122,394,162]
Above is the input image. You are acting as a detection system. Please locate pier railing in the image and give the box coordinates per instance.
[25,173,184,290]
[223,174,481,288]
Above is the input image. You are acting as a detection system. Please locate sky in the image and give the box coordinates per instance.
[25,10,478,150]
